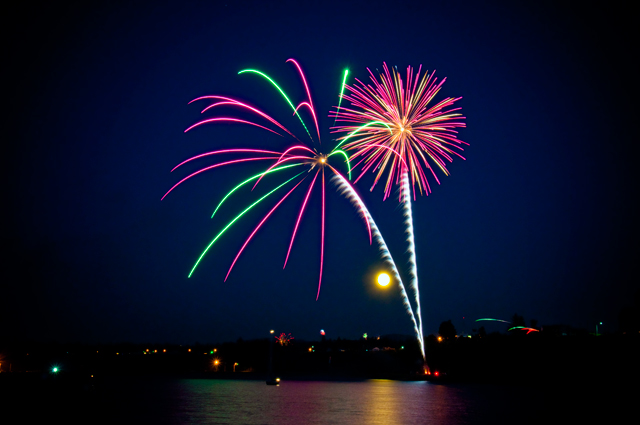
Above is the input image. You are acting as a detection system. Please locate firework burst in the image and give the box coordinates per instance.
[163,59,435,362]
[331,62,466,201]
[332,63,467,362]
[163,59,372,300]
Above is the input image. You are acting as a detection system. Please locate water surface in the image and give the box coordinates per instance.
[98,378,579,424]
[9,376,607,424]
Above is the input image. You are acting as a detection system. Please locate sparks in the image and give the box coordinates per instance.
[332,63,468,361]
[331,62,466,201]
[164,60,369,300]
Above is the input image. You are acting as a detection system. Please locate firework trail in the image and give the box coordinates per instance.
[332,69,349,127]
[475,318,539,334]
[508,327,539,334]
[475,318,512,324]
[401,172,424,351]
[163,59,372,300]
[332,172,424,358]
[332,63,467,360]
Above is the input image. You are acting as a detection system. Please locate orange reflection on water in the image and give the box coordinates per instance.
[359,379,406,425]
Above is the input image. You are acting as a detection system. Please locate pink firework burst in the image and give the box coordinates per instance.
[275,333,294,346]
[330,63,468,362]
[331,63,467,200]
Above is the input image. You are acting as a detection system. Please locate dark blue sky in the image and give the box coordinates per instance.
[5,1,636,344]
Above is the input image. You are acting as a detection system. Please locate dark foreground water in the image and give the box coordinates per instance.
[5,376,621,424]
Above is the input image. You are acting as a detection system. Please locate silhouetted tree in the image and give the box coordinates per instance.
[439,320,457,340]
[619,289,640,333]
[512,313,525,327]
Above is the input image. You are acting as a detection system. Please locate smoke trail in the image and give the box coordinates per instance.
[332,173,425,360]
[401,170,425,355]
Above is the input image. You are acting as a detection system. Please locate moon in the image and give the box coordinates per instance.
[377,272,390,287]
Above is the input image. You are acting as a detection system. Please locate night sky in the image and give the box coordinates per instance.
[5,1,637,345]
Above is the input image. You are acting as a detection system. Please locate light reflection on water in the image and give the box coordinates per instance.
[161,378,539,425]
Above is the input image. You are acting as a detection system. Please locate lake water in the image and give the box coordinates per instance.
[87,377,601,424]
[9,376,614,424]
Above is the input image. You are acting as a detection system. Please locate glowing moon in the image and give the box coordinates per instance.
[377,272,390,286]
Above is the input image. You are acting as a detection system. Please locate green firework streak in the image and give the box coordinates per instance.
[189,171,306,277]
[239,69,312,140]
[332,121,393,152]
[212,163,304,218]
[327,149,352,180]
